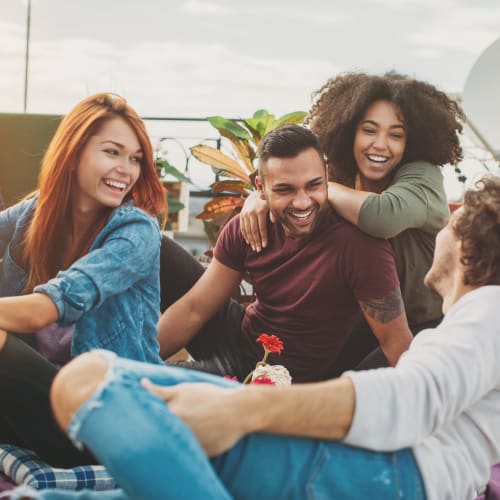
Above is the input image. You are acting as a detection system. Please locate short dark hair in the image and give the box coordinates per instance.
[454,175,500,286]
[307,71,465,186]
[258,124,323,173]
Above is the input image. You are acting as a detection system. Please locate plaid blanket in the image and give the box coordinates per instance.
[0,445,116,491]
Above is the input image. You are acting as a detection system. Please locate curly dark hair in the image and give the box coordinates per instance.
[454,176,500,286]
[307,71,465,185]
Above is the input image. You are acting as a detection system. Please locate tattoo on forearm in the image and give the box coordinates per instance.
[359,287,404,324]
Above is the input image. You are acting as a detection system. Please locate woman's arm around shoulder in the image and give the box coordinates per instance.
[354,161,446,238]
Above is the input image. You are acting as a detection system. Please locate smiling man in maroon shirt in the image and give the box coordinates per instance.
[158,124,412,382]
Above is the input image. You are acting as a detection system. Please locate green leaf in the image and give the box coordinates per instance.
[190,145,250,182]
[207,116,253,142]
[241,120,262,144]
[244,110,275,143]
[166,193,185,214]
[156,158,193,184]
[273,111,307,128]
[252,109,271,119]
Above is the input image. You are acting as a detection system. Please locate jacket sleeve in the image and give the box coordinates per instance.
[357,162,445,238]
[34,213,161,326]
[0,200,30,259]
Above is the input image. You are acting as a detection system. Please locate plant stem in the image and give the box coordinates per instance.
[262,350,270,364]
[242,371,253,385]
[242,350,270,385]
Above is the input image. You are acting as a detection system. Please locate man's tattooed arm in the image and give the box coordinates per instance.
[358,287,413,366]
[359,287,404,324]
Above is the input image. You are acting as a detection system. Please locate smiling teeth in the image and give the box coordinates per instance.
[104,179,127,190]
[367,155,388,163]
[290,209,312,219]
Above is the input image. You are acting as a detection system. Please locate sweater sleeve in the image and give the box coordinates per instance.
[357,162,444,238]
[343,288,500,451]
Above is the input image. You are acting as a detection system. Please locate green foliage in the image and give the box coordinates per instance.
[193,109,306,233]
[155,157,193,185]
[166,193,185,214]
[155,154,193,231]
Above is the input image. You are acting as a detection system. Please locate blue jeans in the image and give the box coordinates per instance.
[22,351,426,500]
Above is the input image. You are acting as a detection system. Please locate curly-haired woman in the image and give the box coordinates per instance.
[240,72,465,373]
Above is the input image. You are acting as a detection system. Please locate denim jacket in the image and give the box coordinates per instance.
[0,196,163,364]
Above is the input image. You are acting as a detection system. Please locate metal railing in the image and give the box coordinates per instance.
[143,116,246,198]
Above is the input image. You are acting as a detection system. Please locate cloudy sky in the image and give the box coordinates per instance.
[1,0,499,196]
[1,0,499,116]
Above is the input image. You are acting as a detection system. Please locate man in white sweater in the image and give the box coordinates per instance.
[45,175,500,500]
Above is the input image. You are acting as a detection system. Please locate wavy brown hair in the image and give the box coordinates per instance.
[307,71,465,186]
[454,176,500,286]
[22,92,166,292]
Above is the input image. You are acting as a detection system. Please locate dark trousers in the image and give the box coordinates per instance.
[0,333,95,467]
[160,235,253,381]
[329,316,443,377]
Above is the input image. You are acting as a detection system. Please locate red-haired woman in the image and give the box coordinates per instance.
[0,93,166,466]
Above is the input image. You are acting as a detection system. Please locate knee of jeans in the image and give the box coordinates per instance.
[50,352,109,431]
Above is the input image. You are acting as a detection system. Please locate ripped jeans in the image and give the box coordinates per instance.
[20,350,426,500]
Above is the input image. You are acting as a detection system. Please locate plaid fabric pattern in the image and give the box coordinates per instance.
[0,444,116,491]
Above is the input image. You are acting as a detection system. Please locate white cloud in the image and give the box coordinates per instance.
[0,22,29,111]
[242,3,351,25]
[410,47,442,59]
[179,0,230,15]
[407,5,500,53]
[1,1,497,118]
[364,0,456,7]
[0,34,341,116]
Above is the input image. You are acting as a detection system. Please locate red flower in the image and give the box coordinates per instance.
[257,334,284,355]
[252,376,275,385]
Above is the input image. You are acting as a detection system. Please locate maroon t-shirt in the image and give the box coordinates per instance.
[214,209,399,382]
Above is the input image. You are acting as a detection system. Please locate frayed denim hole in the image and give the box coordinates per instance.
[66,351,122,449]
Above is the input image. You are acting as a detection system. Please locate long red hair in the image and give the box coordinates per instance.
[23,93,166,292]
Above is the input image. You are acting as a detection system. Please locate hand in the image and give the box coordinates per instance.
[240,191,272,252]
[142,379,247,457]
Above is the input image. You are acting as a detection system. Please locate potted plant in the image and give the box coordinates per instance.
[191,109,307,245]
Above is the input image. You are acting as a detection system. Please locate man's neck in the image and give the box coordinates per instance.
[441,276,478,315]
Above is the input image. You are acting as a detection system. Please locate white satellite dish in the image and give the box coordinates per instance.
[462,36,500,160]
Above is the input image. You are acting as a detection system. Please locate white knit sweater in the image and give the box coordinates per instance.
[344,286,500,500]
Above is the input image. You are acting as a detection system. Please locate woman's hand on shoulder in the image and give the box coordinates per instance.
[240,191,272,252]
